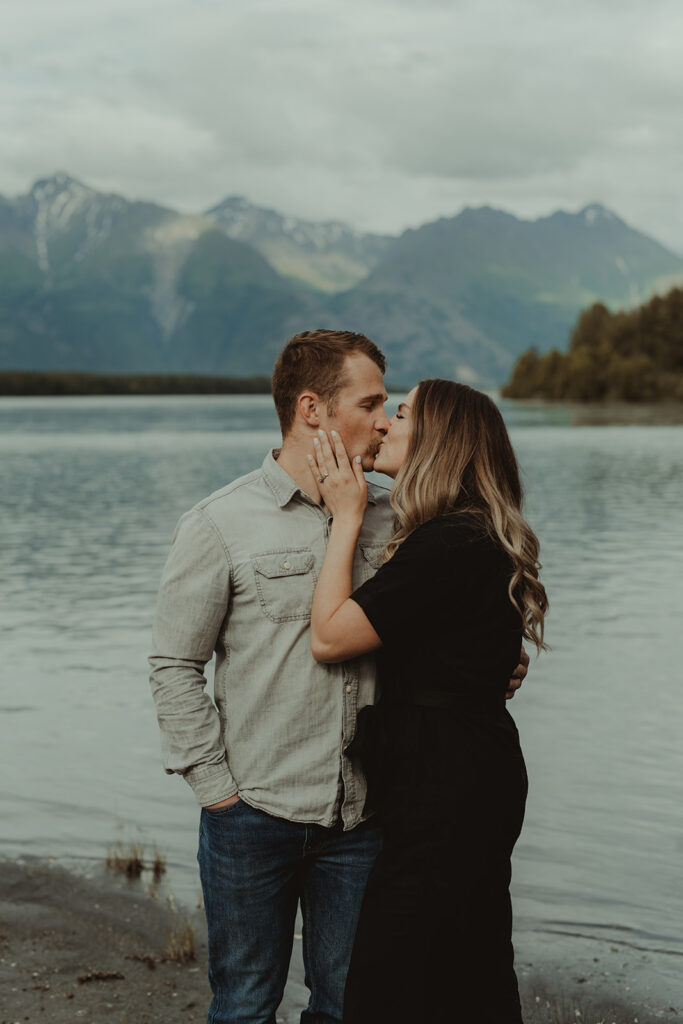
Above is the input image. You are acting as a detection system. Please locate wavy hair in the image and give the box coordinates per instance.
[387,379,548,651]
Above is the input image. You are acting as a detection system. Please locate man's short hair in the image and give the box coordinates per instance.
[272,329,386,436]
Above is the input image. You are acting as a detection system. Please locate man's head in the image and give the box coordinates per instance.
[272,329,389,470]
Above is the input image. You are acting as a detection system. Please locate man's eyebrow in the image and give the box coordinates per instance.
[360,392,388,403]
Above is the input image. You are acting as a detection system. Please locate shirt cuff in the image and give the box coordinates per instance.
[183,762,238,807]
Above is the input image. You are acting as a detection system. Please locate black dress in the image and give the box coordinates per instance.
[343,513,528,1024]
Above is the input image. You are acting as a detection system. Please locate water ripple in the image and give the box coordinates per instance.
[2,397,683,982]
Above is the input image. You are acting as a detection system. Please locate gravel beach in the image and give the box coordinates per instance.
[0,859,674,1024]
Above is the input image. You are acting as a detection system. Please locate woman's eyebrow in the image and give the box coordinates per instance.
[397,403,411,413]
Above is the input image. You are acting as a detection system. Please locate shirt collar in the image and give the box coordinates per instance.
[262,449,378,509]
[262,449,300,508]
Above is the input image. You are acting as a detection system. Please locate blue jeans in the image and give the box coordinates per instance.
[197,800,383,1024]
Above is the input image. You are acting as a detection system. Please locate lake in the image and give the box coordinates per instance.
[1,394,682,1012]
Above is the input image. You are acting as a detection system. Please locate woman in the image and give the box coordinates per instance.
[307,379,547,1024]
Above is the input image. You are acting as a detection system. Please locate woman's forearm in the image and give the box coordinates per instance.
[307,432,382,662]
[311,517,361,646]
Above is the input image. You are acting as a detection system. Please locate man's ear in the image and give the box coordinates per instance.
[297,391,322,429]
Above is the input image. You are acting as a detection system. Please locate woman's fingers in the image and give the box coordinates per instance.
[313,434,329,480]
[308,433,329,483]
[316,430,346,482]
[351,453,366,489]
[330,430,351,471]
[310,430,364,492]
[306,452,323,485]
[317,429,337,469]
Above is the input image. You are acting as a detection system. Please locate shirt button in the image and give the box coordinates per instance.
[346,685,353,694]
[282,560,291,570]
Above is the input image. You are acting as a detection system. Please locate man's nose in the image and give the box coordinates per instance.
[376,409,390,433]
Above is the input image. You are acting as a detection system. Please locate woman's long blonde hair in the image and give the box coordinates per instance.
[387,379,548,652]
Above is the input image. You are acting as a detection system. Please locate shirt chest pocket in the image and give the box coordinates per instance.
[359,542,386,582]
[252,549,316,623]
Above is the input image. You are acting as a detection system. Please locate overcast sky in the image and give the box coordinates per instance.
[2,0,683,251]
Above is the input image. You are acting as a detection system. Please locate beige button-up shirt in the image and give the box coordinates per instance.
[149,450,394,829]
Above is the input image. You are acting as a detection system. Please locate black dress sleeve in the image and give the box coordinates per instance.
[351,519,451,646]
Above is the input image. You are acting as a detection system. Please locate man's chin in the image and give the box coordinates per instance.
[361,442,385,473]
[370,450,396,478]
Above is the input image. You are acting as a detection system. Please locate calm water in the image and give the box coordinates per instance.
[1,396,682,1009]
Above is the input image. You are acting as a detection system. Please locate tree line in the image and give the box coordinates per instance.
[502,286,683,402]
[0,371,272,397]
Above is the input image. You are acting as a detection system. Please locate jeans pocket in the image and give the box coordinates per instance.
[204,797,243,817]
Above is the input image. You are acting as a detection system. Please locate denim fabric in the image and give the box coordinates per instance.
[149,450,394,826]
[198,800,383,1024]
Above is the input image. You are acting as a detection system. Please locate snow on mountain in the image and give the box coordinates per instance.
[581,203,617,227]
[205,196,391,292]
[2,174,682,383]
[27,173,129,273]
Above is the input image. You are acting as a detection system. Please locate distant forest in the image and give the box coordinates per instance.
[502,286,683,402]
[0,372,272,397]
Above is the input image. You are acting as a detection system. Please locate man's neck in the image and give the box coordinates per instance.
[276,438,323,504]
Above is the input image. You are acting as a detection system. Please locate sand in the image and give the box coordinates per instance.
[0,858,674,1024]
[0,858,211,1024]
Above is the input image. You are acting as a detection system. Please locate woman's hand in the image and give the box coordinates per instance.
[307,430,368,527]
[308,429,381,663]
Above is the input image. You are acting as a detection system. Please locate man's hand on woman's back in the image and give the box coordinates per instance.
[506,646,530,699]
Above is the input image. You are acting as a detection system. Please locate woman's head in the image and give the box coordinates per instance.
[379,379,547,651]
[375,379,521,510]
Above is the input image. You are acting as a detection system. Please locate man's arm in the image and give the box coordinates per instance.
[505,645,530,699]
[148,508,237,807]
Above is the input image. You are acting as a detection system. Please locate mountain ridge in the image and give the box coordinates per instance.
[204,195,391,293]
[1,174,681,384]
[319,199,683,381]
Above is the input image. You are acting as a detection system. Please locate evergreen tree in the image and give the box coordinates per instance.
[503,286,683,403]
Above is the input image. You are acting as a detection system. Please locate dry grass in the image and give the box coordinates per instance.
[104,841,194,963]
[163,895,196,964]
[151,848,167,881]
[105,841,146,879]
[105,842,167,882]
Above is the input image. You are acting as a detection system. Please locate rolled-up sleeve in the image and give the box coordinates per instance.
[148,508,237,806]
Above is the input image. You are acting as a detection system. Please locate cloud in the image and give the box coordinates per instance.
[1,0,683,250]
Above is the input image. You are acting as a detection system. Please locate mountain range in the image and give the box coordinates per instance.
[1,173,681,384]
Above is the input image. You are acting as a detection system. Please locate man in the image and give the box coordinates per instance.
[149,329,526,1024]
